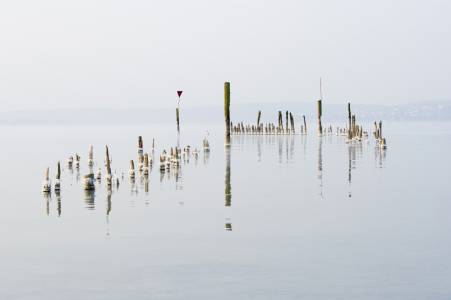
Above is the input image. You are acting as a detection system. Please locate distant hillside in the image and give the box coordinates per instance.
[0,100,449,125]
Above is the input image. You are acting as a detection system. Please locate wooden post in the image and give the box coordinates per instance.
[348,103,352,139]
[176,108,180,135]
[46,167,49,181]
[374,122,378,139]
[317,100,322,135]
[224,82,231,137]
[89,146,93,160]
[303,115,307,134]
[379,121,382,140]
[152,138,155,149]
[56,162,60,179]
[105,146,111,175]
[286,111,288,134]
[257,110,261,127]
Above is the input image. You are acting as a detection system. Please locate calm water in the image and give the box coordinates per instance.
[0,122,450,299]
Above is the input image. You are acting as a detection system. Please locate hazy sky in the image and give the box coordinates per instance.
[0,0,450,110]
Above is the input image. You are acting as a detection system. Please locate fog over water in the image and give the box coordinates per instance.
[0,122,450,299]
[1,1,451,299]
[1,0,451,110]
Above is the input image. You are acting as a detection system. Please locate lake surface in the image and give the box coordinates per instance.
[0,122,450,299]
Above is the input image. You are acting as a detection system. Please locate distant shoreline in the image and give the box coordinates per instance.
[0,100,449,125]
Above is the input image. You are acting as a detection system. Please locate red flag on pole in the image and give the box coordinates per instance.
[177,91,183,110]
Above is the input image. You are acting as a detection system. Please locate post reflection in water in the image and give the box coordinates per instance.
[257,137,261,163]
[130,177,135,195]
[55,190,61,217]
[318,136,323,198]
[278,136,283,163]
[225,136,232,207]
[106,186,112,217]
[43,192,51,216]
[75,167,80,182]
[83,190,95,210]
[144,176,149,194]
[159,170,164,183]
[286,135,289,163]
[203,150,210,165]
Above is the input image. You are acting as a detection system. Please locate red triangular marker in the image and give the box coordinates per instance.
[177,91,183,97]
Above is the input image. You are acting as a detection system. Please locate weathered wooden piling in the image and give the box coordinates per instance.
[286,111,289,134]
[381,138,387,149]
[374,122,378,139]
[88,146,94,165]
[257,111,261,127]
[42,167,51,192]
[55,161,61,190]
[317,100,322,135]
[379,121,382,140]
[176,108,180,135]
[224,82,231,137]
[105,146,112,184]
[129,160,135,178]
[56,162,60,180]
[303,115,307,134]
[348,103,352,139]
[143,154,149,175]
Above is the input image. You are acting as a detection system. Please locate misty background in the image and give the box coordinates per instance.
[1,0,450,116]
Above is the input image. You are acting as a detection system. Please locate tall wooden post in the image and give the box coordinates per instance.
[176,108,180,135]
[225,136,231,206]
[348,103,352,138]
[303,115,307,134]
[224,82,231,137]
[286,111,288,133]
[317,100,322,135]
[56,162,60,179]
[105,146,111,175]
[379,121,382,140]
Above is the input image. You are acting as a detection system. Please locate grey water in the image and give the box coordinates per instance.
[0,122,450,299]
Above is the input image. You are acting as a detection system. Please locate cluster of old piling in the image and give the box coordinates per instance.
[42,133,210,194]
[230,110,306,135]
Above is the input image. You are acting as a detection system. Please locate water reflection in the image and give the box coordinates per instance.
[106,186,112,217]
[43,192,51,216]
[225,136,232,206]
[318,137,323,198]
[75,167,80,182]
[55,190,61,217]
[144,176,149,194]
[130,177,136,195]
[83,190,95,210]
[278,136,283,163]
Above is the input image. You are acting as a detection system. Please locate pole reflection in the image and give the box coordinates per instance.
[225,136,231,206]
[318,136,323,198]
[83,190,95,210]
[43,192,51,216]
[55,190,61,217]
